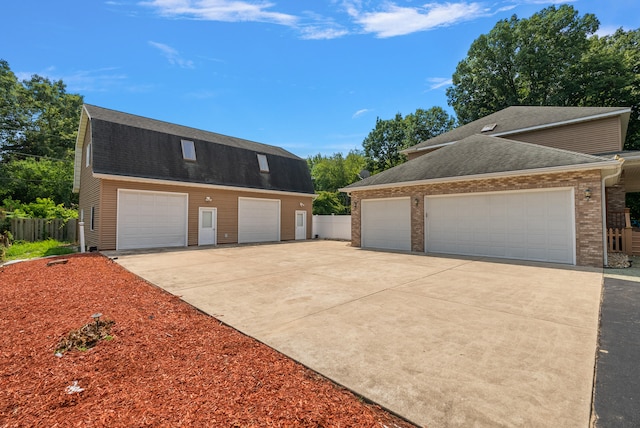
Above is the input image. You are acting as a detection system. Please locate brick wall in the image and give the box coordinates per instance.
[349,169,605,267]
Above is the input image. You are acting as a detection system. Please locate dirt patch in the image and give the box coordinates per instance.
[0,254,415,427]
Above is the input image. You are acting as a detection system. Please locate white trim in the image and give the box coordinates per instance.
[73,105,91,193]
[340,161,621,194]
[95,172,315,198]
[116,188,189,251]
[424,187,576,265]
[198,207,217,246]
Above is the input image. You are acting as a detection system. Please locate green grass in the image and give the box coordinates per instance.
[3,239,76,261]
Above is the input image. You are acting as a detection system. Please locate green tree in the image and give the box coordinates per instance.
[0,157,74,207]
[308,150,366,214]
[312,191,348,215]
[362,107,455,173]
[446,5,640,148]
[0,59,82,207]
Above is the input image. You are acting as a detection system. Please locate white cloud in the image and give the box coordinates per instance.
[16,66,128,92]
[149,41,195,68]
[352,2,487,38]
[352,108,370,118]
[141,0,298,26]
[426,77,452,91]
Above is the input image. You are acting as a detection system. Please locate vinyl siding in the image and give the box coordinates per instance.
[77,123,102,250]
[98,179,312,250]
[506,116,622,154]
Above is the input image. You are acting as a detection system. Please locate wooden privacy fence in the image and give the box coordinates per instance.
[10,218,77,243]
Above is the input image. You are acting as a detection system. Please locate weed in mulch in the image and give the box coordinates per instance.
[55,316,115,354]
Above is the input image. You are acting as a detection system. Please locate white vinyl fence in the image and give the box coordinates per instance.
[312,215,351,240]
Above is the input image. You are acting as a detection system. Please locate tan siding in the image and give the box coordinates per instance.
[98,179,313,250]
[350,170,604,267]
[507,117,622,154]
[77,124,102,250]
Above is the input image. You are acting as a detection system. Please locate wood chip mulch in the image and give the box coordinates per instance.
[0,253,416,427]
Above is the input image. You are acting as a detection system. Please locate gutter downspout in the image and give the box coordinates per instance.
[601,160,623,267]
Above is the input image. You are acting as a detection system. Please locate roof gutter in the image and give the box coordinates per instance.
[93,173,317,198]
[340,160,620,194]
[601,161,624,267]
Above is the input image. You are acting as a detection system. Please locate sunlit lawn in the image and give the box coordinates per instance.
[3,239,76,261]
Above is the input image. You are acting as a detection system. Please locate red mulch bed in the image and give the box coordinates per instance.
[0,254,416,427]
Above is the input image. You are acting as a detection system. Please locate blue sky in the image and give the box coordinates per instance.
[4,1,639,157]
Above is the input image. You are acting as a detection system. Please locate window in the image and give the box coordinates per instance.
[481,123,497,132]
[257,154,269,172]
[181,139,196,161]
[90,206,95,231]
[86,143,91,167]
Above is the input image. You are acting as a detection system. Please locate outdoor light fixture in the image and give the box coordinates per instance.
[300,202,305,207]
[585,189,591,200]
[205,196,212,202]
[415,197,420,206]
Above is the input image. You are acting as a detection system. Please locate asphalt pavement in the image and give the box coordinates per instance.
[593,275,640,427]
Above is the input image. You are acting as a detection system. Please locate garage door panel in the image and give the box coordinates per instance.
[426,189,575,264]
[117,190,188,250]
[238,198,280,243]
[361,198,411,251]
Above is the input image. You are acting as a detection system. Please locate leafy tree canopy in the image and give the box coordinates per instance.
[362,106,455,173]
[0,59,83,207]
[307,150,366,214]
[446,5,640,148]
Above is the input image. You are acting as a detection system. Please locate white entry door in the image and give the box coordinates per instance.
[198,207,217,246]
[295,210,307,240]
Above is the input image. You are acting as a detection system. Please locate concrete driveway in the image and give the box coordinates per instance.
[109,240,603,427]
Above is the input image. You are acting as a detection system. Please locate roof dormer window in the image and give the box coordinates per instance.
[481,123,497,132]
[257,154,269,172]
[181,139,196,161]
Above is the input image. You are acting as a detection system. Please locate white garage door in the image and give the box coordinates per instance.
[361,198,411,251]
[117,190,188,250]
[425,189,575,264]
[238,197,280,243]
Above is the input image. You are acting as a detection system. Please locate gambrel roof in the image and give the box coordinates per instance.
[73,104,314,195]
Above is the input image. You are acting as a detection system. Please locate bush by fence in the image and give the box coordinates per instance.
[10,218,77,243]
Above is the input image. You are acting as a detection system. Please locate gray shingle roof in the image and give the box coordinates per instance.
[84,105,314,194]
[404,106,630,152]
[344,134,615,190]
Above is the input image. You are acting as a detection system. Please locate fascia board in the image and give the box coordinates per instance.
[93,172,317,198]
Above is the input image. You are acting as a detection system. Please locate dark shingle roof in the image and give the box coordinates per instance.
[344,134,616,190]
[85,105,314,194]
[404,106,631,152]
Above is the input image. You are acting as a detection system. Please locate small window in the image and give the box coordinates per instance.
[90,206,95,231]
[257,154,269,172]
[481,123,497,132]
[181,139,196,161]
[86,143,91,167]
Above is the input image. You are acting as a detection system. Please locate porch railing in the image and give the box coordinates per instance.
[606,208,639,255]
